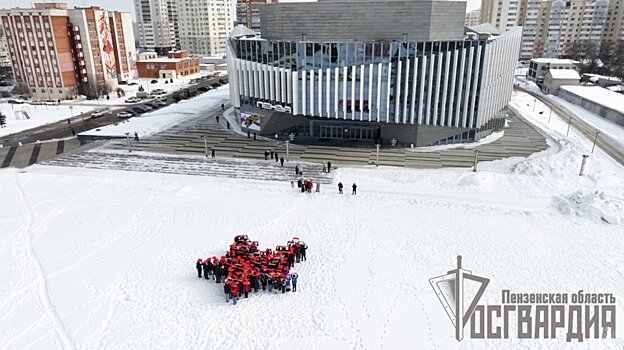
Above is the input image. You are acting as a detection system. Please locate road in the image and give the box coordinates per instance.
[0,76,226,147]
[514,85,624,166]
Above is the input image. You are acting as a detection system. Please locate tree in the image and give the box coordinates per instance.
[0,112,7,128]
[12,82,30,97]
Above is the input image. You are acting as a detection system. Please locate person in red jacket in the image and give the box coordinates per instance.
[229,281,239,305]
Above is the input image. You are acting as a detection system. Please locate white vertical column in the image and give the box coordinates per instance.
[410,57,418,124]
[343,66,348,119]
[402,58,410,124]
[418,56,426,124]
[351,65,356,120]
[425,53,434,125]
[253,62,259,98]
[318,68,323,117]
[326,68,331,117]
[286,69,292,104]
[376,63,382,122]
[440,51,451,126]
[386,61,392,123]
[461,45,475,128]
[469,45,483,129]
[269,66,275,101]
[302,70,307,115]
[292,72,299,114]
[368,63,374,122]
[310,70,315,116]
[264,64,270,100]
[395,60,402,123]
[454,47,466,127]
[281,68,286,103]
[334,67,339,118]
[433,51,443,126]
[359,64,365,121]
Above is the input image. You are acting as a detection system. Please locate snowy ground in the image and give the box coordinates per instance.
[0,103,94,138]
[0,90,623,349]
[81,85,229,138]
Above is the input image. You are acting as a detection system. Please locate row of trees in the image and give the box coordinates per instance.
[568,41,624,78]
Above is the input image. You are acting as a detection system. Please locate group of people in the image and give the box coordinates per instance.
[295,178,319,193]
[264,150,285,167]
[337,182,357,195]
[195,235,308,305]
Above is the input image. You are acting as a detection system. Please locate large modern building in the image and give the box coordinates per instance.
[0,3,136,99]
[178,0,235,56]
[226,0,521,147]
[134,0,179,55]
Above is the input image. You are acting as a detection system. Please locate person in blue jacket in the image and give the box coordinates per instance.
[291,273,298,292]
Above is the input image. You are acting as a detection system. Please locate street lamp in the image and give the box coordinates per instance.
[375,144,380,167]
[125,132,132,153]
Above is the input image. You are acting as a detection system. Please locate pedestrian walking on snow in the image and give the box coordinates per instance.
[224,282,231,302]
[211,149,215,159]
[196,259,203,278]
[316,181,320,193]
[202,260,211,280]
[134,132,140,141]
[264,150,269,160]
[338,182,343,194]
[221,103,225,111]
[247,130,251,138]
[275,152,279,161]
[300,243,308,261]
[322,161,327,173]
[280,157,284,166]
[327,161,332,173]
[297,179,302,189]
[352,183,357,195]
[291,273,298,292]
[295,165,299,175]
[253,132,257,141]
[216,115,220,123]
[270,150,274,158]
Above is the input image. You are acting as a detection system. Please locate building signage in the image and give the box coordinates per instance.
[256,101,292,113]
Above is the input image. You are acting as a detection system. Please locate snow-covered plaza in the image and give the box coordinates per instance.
[0,89,623,349]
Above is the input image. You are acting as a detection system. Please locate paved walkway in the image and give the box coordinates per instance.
[1,108,548,171]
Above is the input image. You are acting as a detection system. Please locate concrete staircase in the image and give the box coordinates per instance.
[40,150,335,184]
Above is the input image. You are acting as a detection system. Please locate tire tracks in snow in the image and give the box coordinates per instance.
[13,172,77,350]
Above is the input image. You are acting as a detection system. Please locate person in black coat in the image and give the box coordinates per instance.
[300,244,308,261]
[215,265,222,283]
[264,150,269,160]
[352,183,357,195]
[280,157,284,166]
[295,165,299,175]
[275,152,279,161]
[261,274,268,291]
[297,179,302,189]
[327,161,332,173]
[195,259,203,278]
[224,283,231,302]
[338,182,343,194]
[202,260,211,280]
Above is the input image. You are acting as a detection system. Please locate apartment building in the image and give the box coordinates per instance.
[0,26,10,67]
[178,0,235,56]
[482,0,624,59]
[236,0,278,33]
[0,3,136,99]
[134,0,179,55]
[465,8,481,27]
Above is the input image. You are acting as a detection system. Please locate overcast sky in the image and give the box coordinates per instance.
[6,0,481,21]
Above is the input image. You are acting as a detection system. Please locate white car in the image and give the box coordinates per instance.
[117,111,133,118]
[91,109,108,118]
[43,99,60,105]
[125,97,141,103]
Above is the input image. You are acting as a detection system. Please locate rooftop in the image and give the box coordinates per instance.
[561,85,624,115]
[547,69,580,80]
[531,58,580,65]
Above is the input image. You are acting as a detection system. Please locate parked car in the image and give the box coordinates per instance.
[91,109,109,118]
[197,86,210,92]
[153,100,167,106]
[43,99,60,105]
[150,79,158,84]
[127,82,138,86]
[210,83,220,88]
[131,106,146,114]
[146,102,160,109]
[156,96,167,102]
[8,98,24,104]
[125,96,141,103]
[30,99,44,105]
[141,104,154,111]
[117,111,133,118]
[86,95,98,100]
[118,81,128,85]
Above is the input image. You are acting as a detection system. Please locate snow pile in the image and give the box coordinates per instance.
[0,103,94,138]
[82,85,229,137]
[553,190,624,225]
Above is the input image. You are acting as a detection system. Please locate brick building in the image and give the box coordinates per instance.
[136,50,199,79]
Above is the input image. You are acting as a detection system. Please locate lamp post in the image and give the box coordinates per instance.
[204,136,208,157]
[125,132,132,153]
[375,144,380,167]
[473,150,479,172]
[566,117,572,137]
[286,140,290,161]
[579,155,589,176]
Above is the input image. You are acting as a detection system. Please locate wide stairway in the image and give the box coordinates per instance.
[40,150,335,184]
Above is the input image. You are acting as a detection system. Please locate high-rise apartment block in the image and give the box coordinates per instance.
[236,0,277,33]
[480,0,624,59]
[465,9,481,27]
[178,0,235,57]
[135,0,179,55]
[0,3,136,99]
